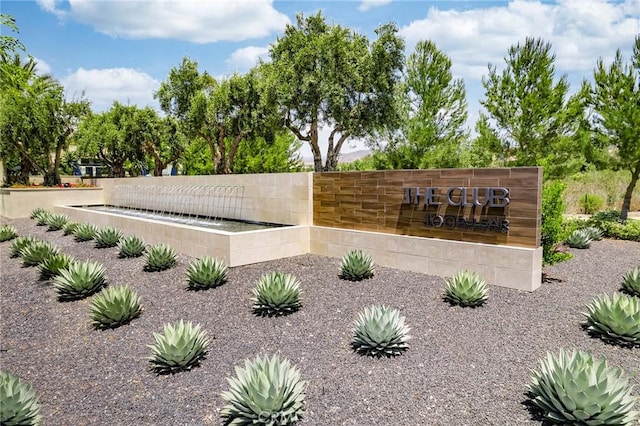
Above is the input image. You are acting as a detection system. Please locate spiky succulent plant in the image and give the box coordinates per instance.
[29,208,46,220]
[117,235,146,258]
[339,249,375,281]
[73,222,97,242]
[583,226,604,241]
[583,293,640,346]
[94,226,123,248]
[144,243,177,272]
[53,260,107,301]
[62,221,79,236]
[148,320,210,374]
[443,270,489,307]
[186,256,228,290]
[220,354,306,425]
[621,267,640,297]
[9,236,37,258]
[351,305,411,358]
[46,213,68,231]
[39,253,75,281]
[0,371,43,426]
[565,229,593,249]
[19,240,59,267]
[0,225,18,242]
[89,285,143,329]
[528,349,639,425]
[252,272,302,316]
[34,211,51,226]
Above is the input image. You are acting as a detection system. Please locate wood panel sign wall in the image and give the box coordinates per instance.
[313,167,542,248]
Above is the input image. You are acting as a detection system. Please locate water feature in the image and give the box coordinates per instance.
[93,184,285,232]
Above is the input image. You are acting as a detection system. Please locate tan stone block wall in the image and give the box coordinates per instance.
[0,188,104,219]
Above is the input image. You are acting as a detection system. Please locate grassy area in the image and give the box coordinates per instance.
[562,169,640,214]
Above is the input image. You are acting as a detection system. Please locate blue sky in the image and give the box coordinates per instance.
[3,0,638,158]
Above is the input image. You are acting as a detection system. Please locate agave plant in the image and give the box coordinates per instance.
[9,236,38,258]
[583,293,640,346]
[39,253,75,281]
[62,221,79,236]
[443,270,489,307]
[29,207,46,220]
[0,371,43,426]
[565,229,593,249]
[0,225,18,242]
[252,272,302,316]
[19,240,59,267]
[53,260,107,301]
[339,249,375,281]
[73,222,97,242]
[220,354,306,425]
[148,320,210,374]
[117,235,146,258]
[351,305,411,357]
[186,256,228,290]
[583,226,604,241]
[46,213,68,231]
[621,267,640,297]
[94,226,123,248]
[144,243,177,272]
[528,349,639,425]
[89,285,143,329]
[34,211,51,226]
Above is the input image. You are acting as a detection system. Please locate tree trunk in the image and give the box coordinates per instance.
[620,161,640,221]
[324,126,349,171]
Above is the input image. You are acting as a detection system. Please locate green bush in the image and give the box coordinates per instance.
[621,267,640,297]
[443,271,489,307]
[186,256,228,290]
[9,236,38,258]
[144,244,177,272]
[351,305,411,358]
[592,220,640,242]
[89,285,143,329]
[541,181,569,265]
[0,371,43,425]
[578,194,605,214]
[584,293,640,347]
[339,249,375,281]
[0,225,18,242]
[252,272,302,317]
[148,320,210,374]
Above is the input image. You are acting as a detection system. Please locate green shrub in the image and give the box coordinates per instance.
[53,260,107,301]
[583,226,604,241]
[186,256,228,290]
[590,209,622,224]
[0,371,43,426]
[565,229,593,249]
[62,221,79,236]
[19,240,59,267]
[94,226,123,248]
[89,285,143,329]
[148,320,209,374]
[0,225,18,242]
[9,236,38,258]
[351,305,411,357]
[29,208,46,220]
[34,211,51,226]
[46,213,68,231]
[583,293,640,347]
[528,349,639,425]
[252,272,302,316]
[73,223,97,242]
[594,220,640,242]
[144,243,177,272]
[220,354,306,425]
[541,180,568,265]
[339,249,375,281]
[578,193,605,214]
[443,271,489,307]
[117,235,146,258]
[621,267,640,297]
[39,253,75,281]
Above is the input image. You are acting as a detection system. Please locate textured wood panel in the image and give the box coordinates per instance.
[313,167,542,248]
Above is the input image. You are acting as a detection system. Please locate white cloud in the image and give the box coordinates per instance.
[358,0,393,12]
[399,0,639,81]
[32,57,52,75]
[61,68,160,112]
[226,46,270,71]
[38,0,290,43]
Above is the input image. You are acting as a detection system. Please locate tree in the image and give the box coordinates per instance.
[1,15,26,56]
[267,12,405,172]
[0,54,89,185]
[474,37,587,178]
[588,36,640,221]
[135,108,186,176]
[231,132,303,174]
[73,102,145,178]
[381,40,469,169]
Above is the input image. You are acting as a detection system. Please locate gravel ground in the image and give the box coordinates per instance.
[1,217,639,425]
